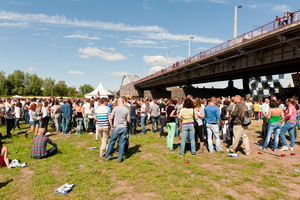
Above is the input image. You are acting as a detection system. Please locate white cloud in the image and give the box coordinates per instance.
[27,67,35,72]
[68,70,85,75]
[78,47,127,61]
[0,10,165,32]
[272,5,291,12]
[64,34,101,40]
[0,22,28,27]
[87,42,94,46]
[209,0,226,4]
[106,71,131,77]
[146,32,223,44]
[148,66,164,74]
[122,38,157,45]
[143,55,183,66]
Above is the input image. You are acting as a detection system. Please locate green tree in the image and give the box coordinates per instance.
[67,87,76,97]
[0,71,7,95]
[6,70,25,95]
[24,73,43,96]
[42,78,55,96]
[79,84,94,94]
[54,81,68,97]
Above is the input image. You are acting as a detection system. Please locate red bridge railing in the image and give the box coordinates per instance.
[135,10,300,85]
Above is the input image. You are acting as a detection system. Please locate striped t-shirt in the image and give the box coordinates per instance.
[179,108,194,126]
[95,106,111,128]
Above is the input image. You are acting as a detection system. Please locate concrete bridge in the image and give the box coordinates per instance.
[134,10,300,98]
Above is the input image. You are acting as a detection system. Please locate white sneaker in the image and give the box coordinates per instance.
[45,132,51,136]
[9,159,21,168]
[280,146,289,151]
[289,146,294,151]
[89,132,94,135]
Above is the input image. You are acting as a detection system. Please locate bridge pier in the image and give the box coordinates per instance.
[144,88,171,99]
[243,78,250,95]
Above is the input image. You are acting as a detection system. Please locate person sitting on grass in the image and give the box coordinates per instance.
[0,139,11,168]
[30,128,57,159]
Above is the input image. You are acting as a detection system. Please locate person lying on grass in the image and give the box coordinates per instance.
[0,138,11,168]
[30,128,57,159]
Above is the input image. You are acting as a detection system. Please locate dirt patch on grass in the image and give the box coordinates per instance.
[15,168,34,200]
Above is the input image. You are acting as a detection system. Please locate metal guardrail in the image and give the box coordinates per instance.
[135,10,300,85]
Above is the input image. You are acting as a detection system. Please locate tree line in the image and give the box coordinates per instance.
[0,70,94,97]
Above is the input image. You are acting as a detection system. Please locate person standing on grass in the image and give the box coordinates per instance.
[41,101,50,132]
[83,99,91,131]
[204,97,222,153]
[279,98,297,151]
[253,101,259,120]
[178,98,198,156]
[220,100,229,143]
[53,101,62,133]
[261,98,270,139]
[13,102,21,131]
[94,98,112,157]
[150,100,160,134]
[139,100,146,135]
[227,95,250,156]
[88,101,95,134]
[129,102,138,135]
[30,128,57,159]
[166,98,177,152]
[61,99,71,135]
[25,104,40,138]
[159,99,167,138]
[0,139,11,168]
[75,102,84,135]
[104,97,130,162]
[4,99,15,138]
[261,100,284,151]
[194,98,205,153]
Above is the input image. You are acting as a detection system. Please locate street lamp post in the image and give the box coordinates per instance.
[234,5,243,38]
[166,51,171,67]
[188,37,194,58]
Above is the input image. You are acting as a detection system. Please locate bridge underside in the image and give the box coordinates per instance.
[135,21,300,97]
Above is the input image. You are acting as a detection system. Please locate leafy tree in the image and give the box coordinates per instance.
[79,84,94,94]
[6,70,25,95]
[0,71,6,95]
[42,78,55,96]
[67,87,76,97]
[24,73,43,96]
[54,81,68,97]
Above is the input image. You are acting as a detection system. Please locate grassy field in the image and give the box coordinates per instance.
[0,120,299,200]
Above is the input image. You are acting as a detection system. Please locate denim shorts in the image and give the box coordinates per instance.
[30,121,39,127]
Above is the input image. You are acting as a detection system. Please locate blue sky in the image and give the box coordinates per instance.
[0,0,297,91]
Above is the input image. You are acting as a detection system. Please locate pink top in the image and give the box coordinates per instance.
[285,105,296,123]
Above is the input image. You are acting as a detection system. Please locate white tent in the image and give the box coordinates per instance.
[85,82,112,98]
[12,95,22,98]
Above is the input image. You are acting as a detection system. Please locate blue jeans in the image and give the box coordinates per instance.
[62,117,70,135]
[280,121,296,148]
[105,127,128,162]
[206,124,222,153]
[25,111,30,124]
[151,116,159,133]
[263,122,281,150]
[160,116,166,137]
[140,115,146,134]
[180,124,195,155]
[175,117,179,137]
[13,118,21,129]
[76,118,84,134]
[55,117,61,132]
[130,116,137,135]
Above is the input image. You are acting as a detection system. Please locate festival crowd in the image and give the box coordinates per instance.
[0,94,299,167]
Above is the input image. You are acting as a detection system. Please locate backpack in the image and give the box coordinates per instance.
[241,104,251,126]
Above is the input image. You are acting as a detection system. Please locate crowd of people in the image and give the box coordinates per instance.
[275,11,295,28]
[0,94,299,167]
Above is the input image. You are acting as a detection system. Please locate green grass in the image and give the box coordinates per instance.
[0,120,299,199]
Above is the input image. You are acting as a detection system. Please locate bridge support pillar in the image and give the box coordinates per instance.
[243,78,250,95]
[144,88,171,99]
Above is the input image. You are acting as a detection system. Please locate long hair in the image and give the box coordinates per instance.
[183,98,194,109]
[0,139,2,151]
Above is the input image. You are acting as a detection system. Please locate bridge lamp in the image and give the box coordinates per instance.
[188,37,194,58]
[166,52,171,67]
[234,5,243,38]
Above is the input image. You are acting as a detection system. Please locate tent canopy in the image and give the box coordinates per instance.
[85,82,113,98]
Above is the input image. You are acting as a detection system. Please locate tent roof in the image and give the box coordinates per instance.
[85,82,112,98]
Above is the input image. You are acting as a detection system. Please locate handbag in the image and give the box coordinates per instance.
[220,120,225,125]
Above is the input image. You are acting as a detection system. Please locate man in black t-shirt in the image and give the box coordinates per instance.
[159,99,167,137]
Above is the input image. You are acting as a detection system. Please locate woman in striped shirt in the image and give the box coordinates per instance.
[178,98,198,156]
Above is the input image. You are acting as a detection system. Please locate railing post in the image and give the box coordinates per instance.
[261,27,263,35]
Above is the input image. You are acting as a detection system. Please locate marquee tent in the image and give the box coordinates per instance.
[85,82,113,98]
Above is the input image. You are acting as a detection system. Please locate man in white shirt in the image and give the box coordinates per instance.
[83,99,91,130]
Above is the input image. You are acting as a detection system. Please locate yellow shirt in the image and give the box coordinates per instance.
[254,104,259,112]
